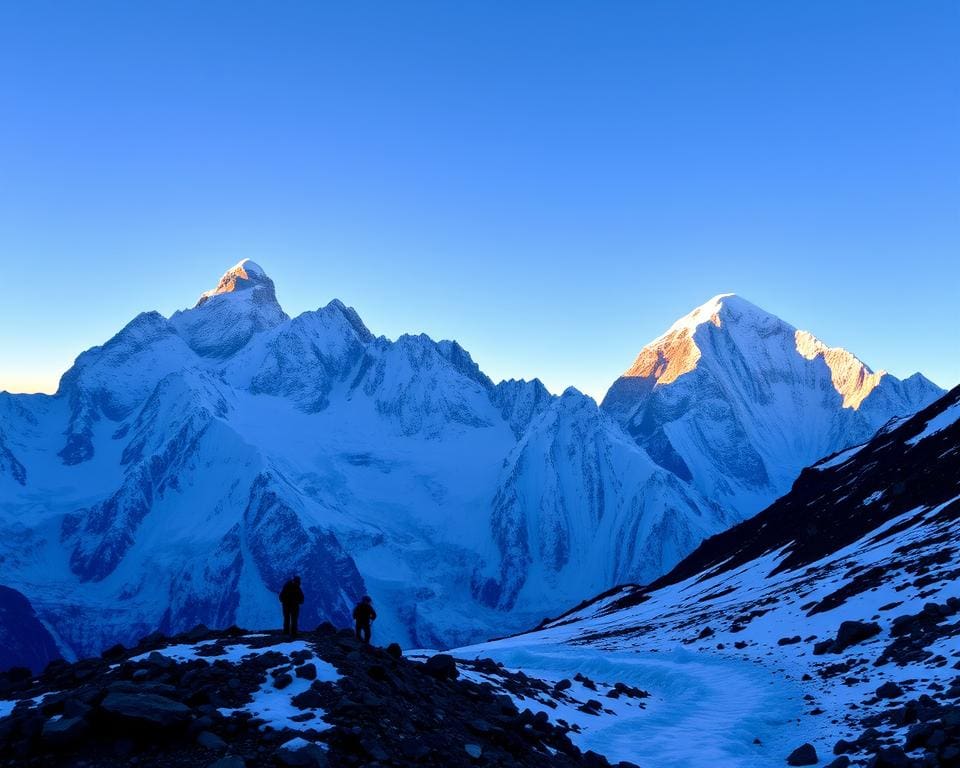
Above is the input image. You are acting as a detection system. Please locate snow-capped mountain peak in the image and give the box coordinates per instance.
[196,258,272,306]
[602,294,944,518]
[172,260,288,357]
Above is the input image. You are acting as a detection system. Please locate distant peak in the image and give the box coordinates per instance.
[196,259,273,307]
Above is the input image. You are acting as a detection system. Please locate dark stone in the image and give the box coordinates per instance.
[824,758,850,768]
[291,688,326,709]
[63,698,92,719]
[423,654,459,680]
[98,691,192,730]
[101,643,127,662]
[6,666,32,682]
[876,681,903,699]
[833,620,881,651]
[275,740,329,767]
[786,743,818,766]
[778,636,802,646]
[294,663,317,680]
[904,722,933,750]
[385,643,402,660]
[197,730,227,750]
[813,640,834,655]
[869,746,909,768]
[41,715,89,748]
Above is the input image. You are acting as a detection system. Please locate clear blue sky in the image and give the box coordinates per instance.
[1,1,957,400]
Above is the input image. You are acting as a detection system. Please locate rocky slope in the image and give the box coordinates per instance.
[0,625,641,768]
[601,294,943,518]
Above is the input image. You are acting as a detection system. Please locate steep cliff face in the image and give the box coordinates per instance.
[477,389,730,612]
[602,294,943,517]
[0,586,61,674]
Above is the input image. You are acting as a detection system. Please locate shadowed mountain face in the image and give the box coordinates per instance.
[0,263,943,664]
[0,586,61,674]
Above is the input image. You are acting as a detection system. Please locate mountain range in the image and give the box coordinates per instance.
[0,260,944,661]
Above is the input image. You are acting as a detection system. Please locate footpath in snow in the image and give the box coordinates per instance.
[450,641,817,768]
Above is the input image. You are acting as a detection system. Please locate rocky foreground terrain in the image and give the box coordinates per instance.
[0,624,645,768]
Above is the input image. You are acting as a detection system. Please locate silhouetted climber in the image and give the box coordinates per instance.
[279,575,304,638]
[353,595,377,644]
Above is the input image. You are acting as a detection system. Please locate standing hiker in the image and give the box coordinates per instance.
[279,575,304,638]
[353,595,377,644]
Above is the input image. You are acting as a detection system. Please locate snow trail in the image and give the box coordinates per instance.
[457,643,816,768]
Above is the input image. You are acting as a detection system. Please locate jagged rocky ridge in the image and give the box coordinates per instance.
[468,385,960,766]
[0,262,944,661]
[0,624,642,768]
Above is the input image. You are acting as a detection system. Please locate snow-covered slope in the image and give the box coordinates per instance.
[0,267,945,667]
[602,294,944,518]
[476,389,730,613]
[457,385,960,767]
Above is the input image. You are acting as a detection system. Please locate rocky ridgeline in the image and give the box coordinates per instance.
[0,625,639,768]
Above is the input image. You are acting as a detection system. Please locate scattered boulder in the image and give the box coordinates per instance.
[275,737,329,767]
[197,730,227,750]
[869,745,909,767]
[41,715,89,748]
[814,620,881,654]
[834,620,881,651]
[786,743,818,766]
[101,643,127,661]
[423,653,459,681]
[385,642,403,660]
[98,691,192,730]
[876,681,904,699]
